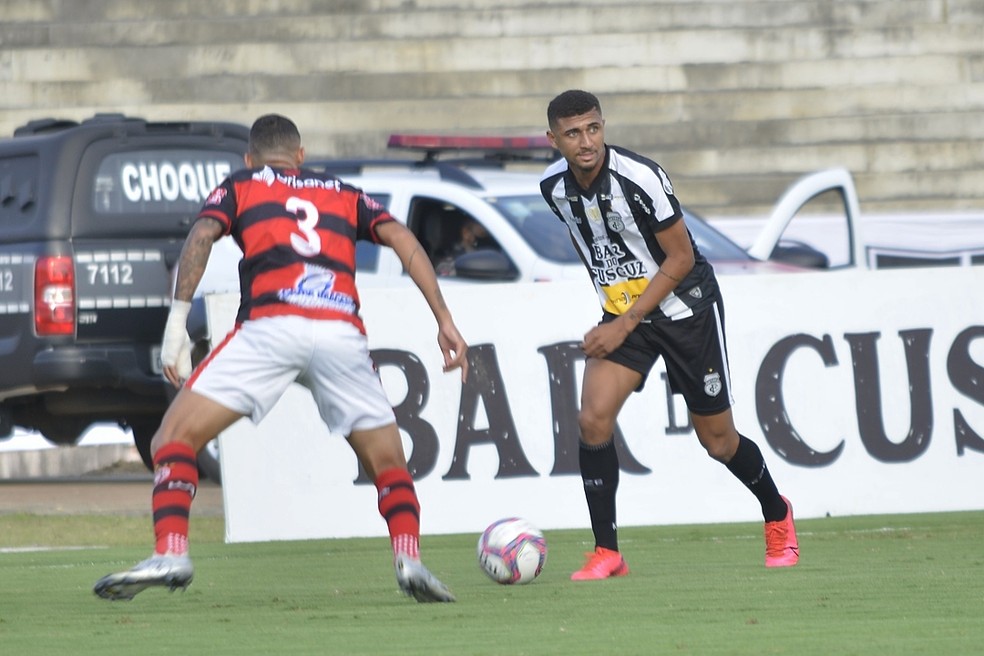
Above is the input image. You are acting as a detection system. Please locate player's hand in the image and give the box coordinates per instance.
[438,321,469,383]
[161,300,193,388]
[581,320,631,359]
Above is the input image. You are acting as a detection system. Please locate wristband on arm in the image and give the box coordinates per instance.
[161,300,193,379]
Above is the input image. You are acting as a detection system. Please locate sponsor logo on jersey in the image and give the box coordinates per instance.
[704,372,722,397]
[278,264,357,314]
[558,195,582,222]
[361,192,384,211]
[657,166,674,196]
[253,166,276,186]
[689,286,702,299]
[590,242,648,284]
[594,260,647,285]
[591,241,626,263]
[633,193,652,215]
[205,187,227,206]
[253,166,342,192]
[601,278,649,314]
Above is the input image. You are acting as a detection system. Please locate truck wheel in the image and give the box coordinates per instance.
[197,439,222,485]
[130,420,223,485]
[128,420,158,471]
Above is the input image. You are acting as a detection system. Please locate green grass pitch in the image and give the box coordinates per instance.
[0,510,982,655]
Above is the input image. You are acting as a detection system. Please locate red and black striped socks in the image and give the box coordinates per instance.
[151,441,198,556]
[375,467,420,560]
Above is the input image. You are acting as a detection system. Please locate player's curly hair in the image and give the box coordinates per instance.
[249,114,301,159]
[547,90,602,129]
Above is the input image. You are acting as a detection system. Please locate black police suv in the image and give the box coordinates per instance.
[0,113,248,470]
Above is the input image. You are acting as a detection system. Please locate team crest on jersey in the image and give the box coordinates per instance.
[204,187,226,206]
[252,166,276,186]
[704,372,722,397]
[606,211,625,232]
[689,286,702,299]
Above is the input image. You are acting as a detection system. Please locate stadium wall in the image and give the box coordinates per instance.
[204,266,984,542]
[0,0,982,218]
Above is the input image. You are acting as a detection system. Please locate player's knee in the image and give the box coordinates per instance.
[702,441,730,462]
[577,409,614,445]
[697,430,739,462]
[348,424,408,479]
[150,432,197,459]
[150,411,208,458]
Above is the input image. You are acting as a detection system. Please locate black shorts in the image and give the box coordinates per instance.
[602,300,734,415]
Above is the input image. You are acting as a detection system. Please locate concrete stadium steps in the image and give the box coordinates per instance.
[5,23,982,76]
[0,0,979,215]
[4,0,981,40]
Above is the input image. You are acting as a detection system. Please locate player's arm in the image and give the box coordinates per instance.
[161,217,224,387]
[173,217,224,302]
[624,217,694,320]
[581,218,694,358]
[375,220,469,382]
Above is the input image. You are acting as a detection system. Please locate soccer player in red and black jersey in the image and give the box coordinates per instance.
[94,114,467,603]
[540,90,799,580]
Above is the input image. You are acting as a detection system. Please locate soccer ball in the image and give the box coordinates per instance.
[477,517,547,585]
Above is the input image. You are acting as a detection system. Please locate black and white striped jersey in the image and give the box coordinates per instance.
[539,145,719,321]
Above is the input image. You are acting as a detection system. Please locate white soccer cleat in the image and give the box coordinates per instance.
[93,553,194,601]
[394,554,456,603]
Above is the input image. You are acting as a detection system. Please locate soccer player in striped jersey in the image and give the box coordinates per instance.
[94,114,467,603]
[540,90,798,580]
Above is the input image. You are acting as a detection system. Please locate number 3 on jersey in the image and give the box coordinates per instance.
[287,196,322,257]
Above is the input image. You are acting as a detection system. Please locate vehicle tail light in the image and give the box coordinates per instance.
[35,255,75,336]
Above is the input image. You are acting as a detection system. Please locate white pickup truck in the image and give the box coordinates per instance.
[307,135,855,285]
[190,140,984,534]
[189,137,874,483]
[714,167,984,270]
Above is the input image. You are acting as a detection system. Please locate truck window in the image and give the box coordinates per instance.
[75,147,244,238]
[0,155,41,226]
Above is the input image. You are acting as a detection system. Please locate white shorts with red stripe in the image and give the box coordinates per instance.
[188,315,396,436]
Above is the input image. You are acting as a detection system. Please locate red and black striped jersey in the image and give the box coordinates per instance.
[196,165,396,332]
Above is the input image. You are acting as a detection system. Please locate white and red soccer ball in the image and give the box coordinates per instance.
[477,517,547,584]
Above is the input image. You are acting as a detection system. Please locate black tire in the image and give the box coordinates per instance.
[196,439,222,485]
[129,419,223,485]
[128,419,159,471]
[38,419,89,447]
